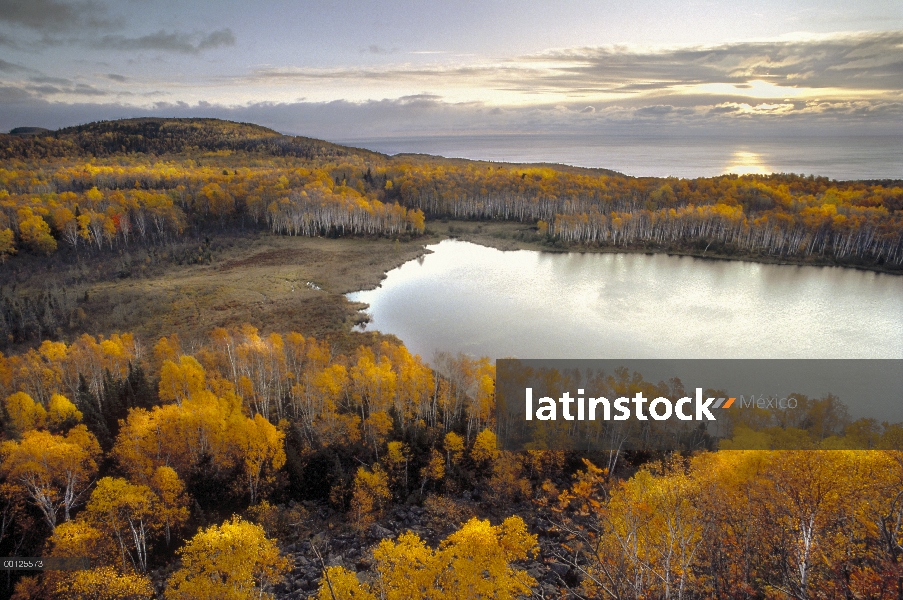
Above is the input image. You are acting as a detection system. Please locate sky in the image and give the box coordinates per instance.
[0,0,902,140]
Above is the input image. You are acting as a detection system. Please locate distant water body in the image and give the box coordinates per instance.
[337,134,902,180]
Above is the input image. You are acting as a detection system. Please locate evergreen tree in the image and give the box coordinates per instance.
[75,374,112,450]
[101,369,126,441]
[123,362,158,410]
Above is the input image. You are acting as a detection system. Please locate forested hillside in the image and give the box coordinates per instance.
[1,119,377,161]
[0,119,901,599]
[1,118,901,277]
[0,326,901,598]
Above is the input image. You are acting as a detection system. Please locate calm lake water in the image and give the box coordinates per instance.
[338,134,903,180]
[347,241,903,361]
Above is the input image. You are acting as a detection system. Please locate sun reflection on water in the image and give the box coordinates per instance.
[723,150,772,175]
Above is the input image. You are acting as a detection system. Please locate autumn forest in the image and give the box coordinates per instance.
[2,119,901,271]
[0,119,901,599]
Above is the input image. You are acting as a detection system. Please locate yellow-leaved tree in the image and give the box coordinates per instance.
[384,440,410,497]
[149,466,190,547]
[238,413,286,505]
[0,227,15,261]
[470,428,499,466]
[0,425,100,528]
[319,515,537,600]
[14,518,153,600]
[419,448,445,494]
[55,566,155,600]
[17,208,57,254]
[113,388,284,503]
[350,465,391,531]
[3,392,47,433]
[165,516,290,600]
[81,477,159,573]
[443,431,464,468]
[47,394,82,431]
[158,355,207,405]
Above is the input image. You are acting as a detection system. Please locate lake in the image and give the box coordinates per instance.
[346,240,903,361]
[337,134,903,180]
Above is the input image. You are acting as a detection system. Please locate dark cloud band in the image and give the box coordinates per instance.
[93,28,236,54]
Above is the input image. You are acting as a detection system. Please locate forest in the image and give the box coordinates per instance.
[0,119,901,599]
[1,118,901,275]
[0,326,900,599]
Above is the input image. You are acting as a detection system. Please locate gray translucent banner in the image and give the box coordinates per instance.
[0,557,90,570]
[495,359,903,451]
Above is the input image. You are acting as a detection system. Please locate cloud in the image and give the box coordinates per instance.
[26,84,63,95]
[243,64,493,84]
[0,31,21,49]
[259,97,903,138]
[2,93,901,143]
[1,32,901,141]
[0,0,118,32]
[229,32,902,112]
[635,105,674,116]
[94,28,236,54]
[0,1,229,55]
[362,45,399,55]
[70,83,107,96]
[198,29,237,51]
[0,85,34,103]
[0,58,26,72]
[522,32,903,93]
[29,75,73,85]
[394,93,445,104]
[17,78,110,98]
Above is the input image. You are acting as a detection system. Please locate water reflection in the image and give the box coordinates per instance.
[347,241,903,361]
[723,150,771,175]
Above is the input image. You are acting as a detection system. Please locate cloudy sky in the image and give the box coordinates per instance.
[1,0,901,139]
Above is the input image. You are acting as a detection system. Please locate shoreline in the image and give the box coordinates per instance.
[1,232,438,354]
[424,219,902,277]
[3,219,897,355]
